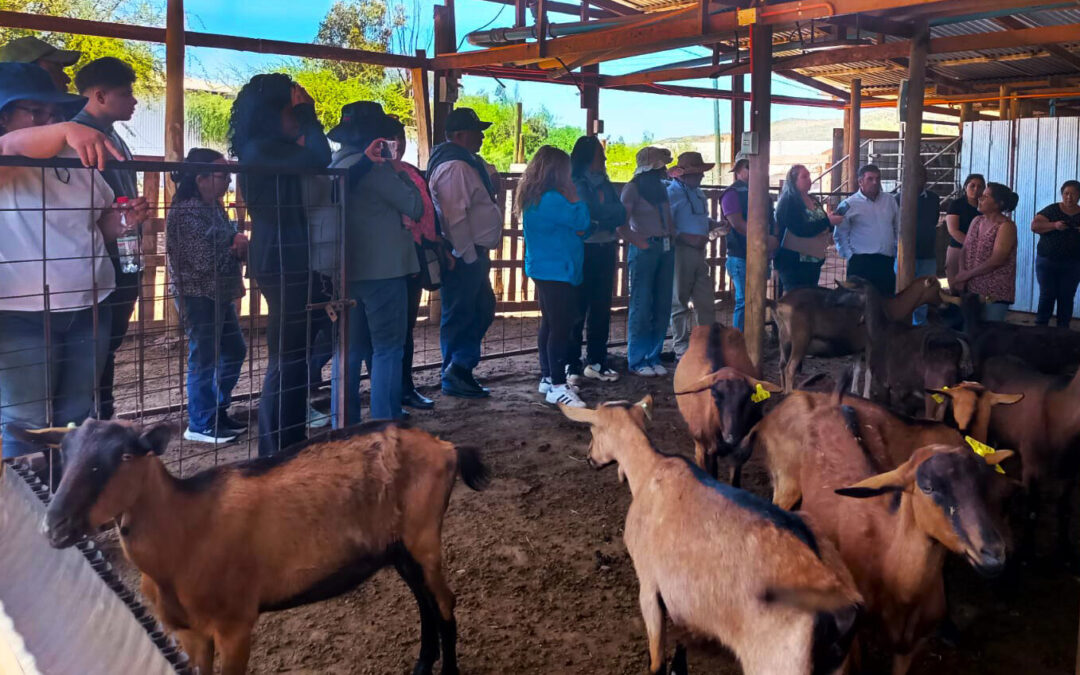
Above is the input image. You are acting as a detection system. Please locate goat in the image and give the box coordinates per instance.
[959,292,1080,377]
[746,383,1020,510]
[24,419,489,675]
[560,396,863,675]
[774,276,944,393]
[982,355,1080,563]
[799,405,1011,675]
[672,323,781,485]
[845,278,971,419]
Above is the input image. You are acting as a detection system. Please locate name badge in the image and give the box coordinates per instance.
[662,237,671,252]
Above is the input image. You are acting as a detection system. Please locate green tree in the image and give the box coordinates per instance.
[1,0,164,92]
[314,0,406,84]
[185,90,233,148]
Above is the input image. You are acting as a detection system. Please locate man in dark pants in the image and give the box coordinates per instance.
[427,108,502,399]
[72,57,147,419]
[835,163,900,297]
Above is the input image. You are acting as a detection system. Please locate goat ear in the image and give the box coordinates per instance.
[835,466,913,499]
[559,403,597,424]
[990,392,1023,406]
[5,423,73,450]
[925,387,953,399]
[750,378,782,393]
[674,369,724,395]
[636,395,654,421]
[982,449,1014,466]
[138,424,173,456]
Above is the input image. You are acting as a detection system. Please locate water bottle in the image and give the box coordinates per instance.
[115,196,142,274]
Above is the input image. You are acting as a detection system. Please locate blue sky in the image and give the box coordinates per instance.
[182,0,841,141]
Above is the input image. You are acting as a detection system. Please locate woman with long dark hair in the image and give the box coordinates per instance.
[620,146,675,377]
[956,182,1019,322]
[566,135,625,384]
[518,145,590,407]
[166,148,248,443]
[1031,180,1080,327]
[228,73,331,456]
[774,164,842,291]
[945,173,985,284]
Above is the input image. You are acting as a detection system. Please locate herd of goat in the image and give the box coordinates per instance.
[12,273,1080,675]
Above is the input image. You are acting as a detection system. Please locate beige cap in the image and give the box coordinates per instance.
[633,146,673,177]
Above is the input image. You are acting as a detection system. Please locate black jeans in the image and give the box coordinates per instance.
[256,271,320,456]
[776,256,824,292]
[847,253,896,297]
[1035,255,1080,328]
[402,272,424,390]
[97,264,141,419]
[567,242,617,372]
[536,279,581,386]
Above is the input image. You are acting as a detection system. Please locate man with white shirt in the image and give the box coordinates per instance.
[835,163,900,296]
[427,107,502,398]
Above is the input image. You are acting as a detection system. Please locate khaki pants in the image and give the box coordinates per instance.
[671,242,716,356]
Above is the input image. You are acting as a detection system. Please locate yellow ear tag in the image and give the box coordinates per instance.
[931,386,948,405]
[965,435,1005,474]
[751,383,771,404]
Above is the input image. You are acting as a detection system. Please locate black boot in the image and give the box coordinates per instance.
[441,364,490,399]
[402,388,435,410]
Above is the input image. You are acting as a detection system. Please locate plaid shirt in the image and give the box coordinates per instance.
[166,197,244,300]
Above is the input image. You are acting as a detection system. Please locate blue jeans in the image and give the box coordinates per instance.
[440,250,496,372]
[332,277,408,424]
[627,242,675,371]
[0,304,111,458]
[726,256,747,331]
[178,297,247,431]
[1035,255,1080,328]
[982,301,1010,322]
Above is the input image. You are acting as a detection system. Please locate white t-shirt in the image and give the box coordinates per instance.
[0,147,116,312]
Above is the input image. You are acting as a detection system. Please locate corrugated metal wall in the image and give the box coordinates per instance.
[960,117,1080,314]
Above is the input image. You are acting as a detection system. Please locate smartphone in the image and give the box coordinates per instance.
[834,201,850,217]
[379,140,394,160]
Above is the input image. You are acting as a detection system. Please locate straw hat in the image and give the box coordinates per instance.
[671,151,715,176]
[633,146,673,177]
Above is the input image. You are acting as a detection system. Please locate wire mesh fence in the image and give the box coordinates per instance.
[0,155,845,480]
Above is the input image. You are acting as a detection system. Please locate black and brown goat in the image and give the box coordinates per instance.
[561,397,862,675]
[959,292,1080,377]
[27,419,488,675]
[673,323,781,485]
[773,276,944,393]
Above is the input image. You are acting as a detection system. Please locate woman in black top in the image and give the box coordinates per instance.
[228,73,333,456]
[945,173,984,286]
[1032,179,1080,327]
[773,164,843,291]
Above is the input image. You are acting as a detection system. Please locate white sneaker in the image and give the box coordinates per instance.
[538,377,552,394]
[308,406,331,428]
[546,384,586,408]
[183,427,237,444]
[652,364,668,376]
[584,363,620,382]
[631,365,657,377]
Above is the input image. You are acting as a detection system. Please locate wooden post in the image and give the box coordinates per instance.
[844,78,861,195]
[830,126,845,196]
[730,73,745,166]
[410,54,432,169]
[897,21,928,292]
[432,5,457,146]
[163,0,184,333]
[513,102,524,164]
[999,85,1010,120]
[515,0,527,27]
[958,101,973,137]
[744,22,772,367]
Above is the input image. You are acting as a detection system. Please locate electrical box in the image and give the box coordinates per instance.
[740,131,759,156]
[437,76,459,104]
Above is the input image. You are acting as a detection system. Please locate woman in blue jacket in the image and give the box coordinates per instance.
[518,145,590,408]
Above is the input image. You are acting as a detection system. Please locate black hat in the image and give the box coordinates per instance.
[0,62,85,113]
[327,101,396,144]
[445,107,491,133]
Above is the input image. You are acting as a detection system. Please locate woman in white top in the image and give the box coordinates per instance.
[0,62,139,458]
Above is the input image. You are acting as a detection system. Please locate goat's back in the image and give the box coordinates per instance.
[624,456,859,672]
[776,287,865,350]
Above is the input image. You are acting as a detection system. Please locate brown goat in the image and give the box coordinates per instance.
[960,292,1080,377]
[982,355,1080,562]
[800,406,1011,675]
[28,419,488,675]
[746,385,1020,510]
[774,276,944,393]
[672,323,780,484]
[561,396,863,675]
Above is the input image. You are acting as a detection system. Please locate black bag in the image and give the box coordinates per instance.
[416,241,444,291]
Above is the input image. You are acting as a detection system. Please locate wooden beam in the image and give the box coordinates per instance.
[480,0,616,19]
[0,10,426,69]
[999,84,1010,120]
[411,61,432,169]
[731,73,744,165]
[585,0,642,15]
[828,13,914,38]
[994,15,1080,72]
[745,22,772,368]
[606,82,845,108]
[515,0,528,26]
[778,70,849,99]
[601,59,749,87]
[582,63,600,134]
[844,78,861,194]
[897,21,928,292]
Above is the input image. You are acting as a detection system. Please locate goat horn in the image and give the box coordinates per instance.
[938,291,962,306]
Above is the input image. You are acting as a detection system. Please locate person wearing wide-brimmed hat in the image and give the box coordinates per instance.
[667,151,718,357]
[326,101,424,424]
[0,62,134,458]
[427,106,502,399]
[0,36,81,92]
[619,146,676,377]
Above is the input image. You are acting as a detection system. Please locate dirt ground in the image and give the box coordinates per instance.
[95,330,1079,675]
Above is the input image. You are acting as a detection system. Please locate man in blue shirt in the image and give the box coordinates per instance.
[668,152,717,357]
[835,163,900,296]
